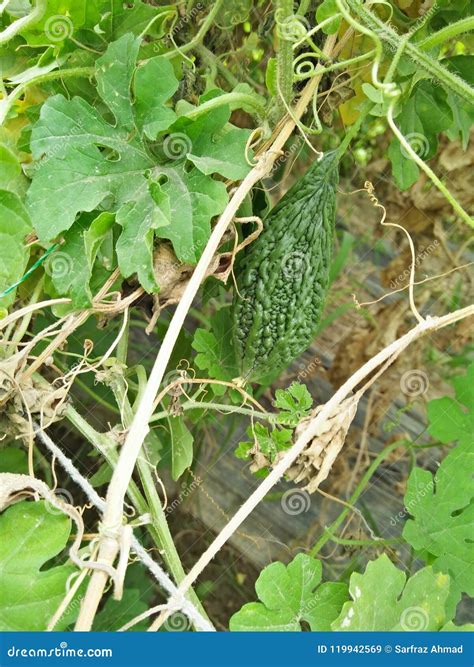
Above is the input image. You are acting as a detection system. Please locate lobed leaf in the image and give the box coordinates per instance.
[332,554,450,631]
[0,501,78,631]
[230,554,348,631]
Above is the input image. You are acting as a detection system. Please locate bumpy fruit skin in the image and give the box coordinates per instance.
[232,151,339,382]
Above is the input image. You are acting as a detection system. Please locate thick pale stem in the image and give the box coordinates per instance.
[75,34,337,632]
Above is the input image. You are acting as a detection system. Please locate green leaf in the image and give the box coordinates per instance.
[115,177,171,290]
[329,231,355,284]
[441,56,474,149]
[134,56,178,139]
[272,382,313,426]
[362,82,384,104]
[103,0,167,40]
[27,38,158,249]
[234,439,254,460]
[265,58,277,97]
[0,190,32,308]
[155,166,228,264]
[95,31,140,131]
[192,309,238,394]
[0,447,28,474]
[441,621,474,632]
[0,500,78,631]
[316,0,342,35]
[19,1,87,46]
[332,554,450,631]
[427,364,473,446]
[388,82,453,190]
[402,438,474,597]
[93,588,148,631]
[50,212,115,307]
[216,0,252,29]
[230,554,348,631]
[192,330,227,378]
[89,461,113,488]
[0,144,27,195]
[387,141,419,191]
[237,423,293,463]
[26,35,248,293]
[172,104,252,180]
[168,416,193,481]
[444,55,474,86]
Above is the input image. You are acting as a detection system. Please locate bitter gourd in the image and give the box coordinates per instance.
[232,150,339,382]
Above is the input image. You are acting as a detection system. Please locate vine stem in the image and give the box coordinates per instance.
[0,0,46,45]
[336,100,372,158]
[0,67,94,125]
[310,440,408,555]
[182,91,266,120]
[276,0,295,115]
[386,99,473,228]
[296,0,311,16]
[418,15,474,51]
[74,33,338,632]
[194,44,240,87]
[163,0,224,59]
[345,0,474,105]
[150,304,473,630]
[150,399,271,423]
